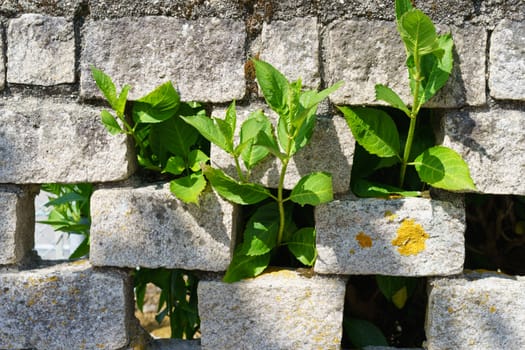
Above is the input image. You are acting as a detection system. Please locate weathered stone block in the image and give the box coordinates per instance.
[442,108,525,195]
[198,269,346,350]
[489,19,525,100]
[90,184,235,271]
[0,97,134,183]
[324,20,486,107]
[426,272,525,349]
[0,186,36,265]
[0,261,135,349]
[315,196,465,275]
[7,14,75,86]
[81,17,246,102]
[257,17,320,89]
[0,25,4,92]
[211,104,354,193]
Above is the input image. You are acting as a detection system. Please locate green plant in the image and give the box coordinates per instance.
[91,67,209,204]
[91,69,205,338]
[134,268,199,339]
[182,59,342,282]
[339,0,476,197]
[38,183,93,259]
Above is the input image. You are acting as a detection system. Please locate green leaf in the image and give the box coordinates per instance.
[286,227,317,266]
[150,117,200,160]
[395,0,413,21]
[44,192,87,207]
[300,81,343,110]
[163,156,186,176]
[240,202,279,256]
[338,106,401,159]
[202,165,270,204]
[290,172,333,206]
[223,249,271,283]
[290,111,316,156]
[398,9,439,57]
[413,146,476,191]
[376,275,417,309]
[68,236,89,260]
[169,173,207,204]
[133,82,180,123]
[91,66,118,109]
[418,33,454,105]
[375,84,411,116]
[239,110,272,169]
[188,149,209,172]
[216,101,236,143]
[181,115,233,154]
[100,110,123,135]
[351,179,421,198]
[344,317,388,348]
[253,59,289,115]
[254,125,285,160]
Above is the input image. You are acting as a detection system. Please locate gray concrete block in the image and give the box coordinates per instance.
[0,97,135,183]
[198,269,347,350]
[7,14,75,86]
[315,196,465,275]
[489,20,525,100]
[426,272,525,350]
[0,186,36,265]
[257,17,320,89]
[442,108,525,195]
[211,104,354,194]
[81,17,245,102]
[0,260,135,350]
[90,184,235,271]
[324,20,486,107]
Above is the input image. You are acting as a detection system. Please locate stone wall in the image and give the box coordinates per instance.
[0,1,524,349]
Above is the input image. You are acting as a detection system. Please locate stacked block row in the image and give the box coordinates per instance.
[0,1,524,349]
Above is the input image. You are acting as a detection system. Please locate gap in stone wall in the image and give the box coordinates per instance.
[465,194,525,275]
[341,275,428,348]
[34,187,83,260]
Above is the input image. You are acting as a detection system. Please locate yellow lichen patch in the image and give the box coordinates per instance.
[384,210,397,222]
[392,219,429,256]
[349,249,355,255]
[355,232,373,248]
[489,306,497,313]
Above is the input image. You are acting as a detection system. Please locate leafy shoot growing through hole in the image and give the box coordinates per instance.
[182,59,342,282]
[339,0,476,197]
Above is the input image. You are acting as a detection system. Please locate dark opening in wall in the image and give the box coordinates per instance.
[341,275,427,349]
[465,194,525,275]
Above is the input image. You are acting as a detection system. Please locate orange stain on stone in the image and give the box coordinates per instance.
[392,218,429,256]
[355,232,373,248]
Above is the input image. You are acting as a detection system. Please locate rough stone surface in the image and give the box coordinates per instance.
[315,196,465,275]
[0,186,36,265]
[90,184,235,271]
[0,260,135,350]
[426,272,525,350]
[0,0,84,18]
[147,339,201,350]
[442,108,525,195]
[7,14,75,86]
[211,104,354,193]
[257,17,320,89]
[81,17,246,102]
[324,20,486,107]
[198,269,347,350]
[0,97,134,183]
[0,25,4,92]
[489,20,525,100]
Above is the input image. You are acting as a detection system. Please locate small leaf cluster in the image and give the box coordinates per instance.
[92,68,209,204]
[38,183,93,259]
[339,0,476,197]
[182,60,342,282]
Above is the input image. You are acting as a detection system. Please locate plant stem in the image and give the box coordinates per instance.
[399,51,422,188]
[276,157,289,246]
